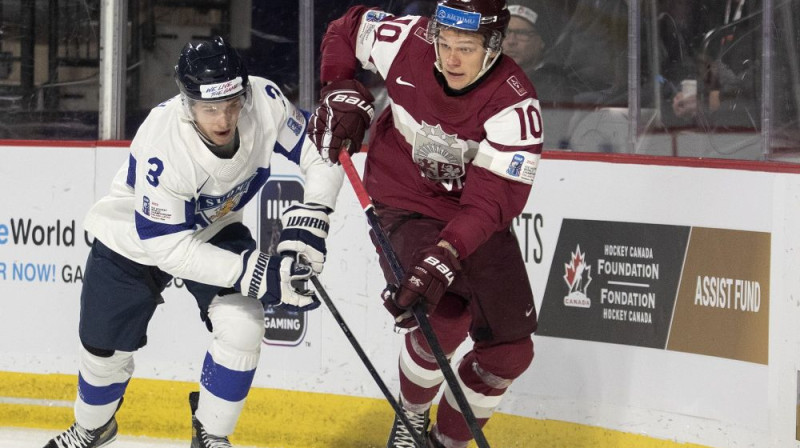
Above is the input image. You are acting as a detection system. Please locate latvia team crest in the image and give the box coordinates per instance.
[412,122,467,180]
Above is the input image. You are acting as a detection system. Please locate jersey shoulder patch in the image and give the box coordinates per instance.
[365,10,392,22]
[506,75,529,97]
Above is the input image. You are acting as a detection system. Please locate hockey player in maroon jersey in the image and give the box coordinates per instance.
[309,1,543,447]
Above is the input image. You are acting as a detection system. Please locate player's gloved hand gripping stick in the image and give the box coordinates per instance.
[237,250,320,311]
[338,151,491,448]
[308,79,375,165]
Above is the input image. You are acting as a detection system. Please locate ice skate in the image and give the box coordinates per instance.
[425,428,446,448]
[189,391,233,448]
[386,400,430,448]
[43,417,117,448]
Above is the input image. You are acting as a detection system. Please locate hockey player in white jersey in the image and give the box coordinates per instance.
[43,36,343,448]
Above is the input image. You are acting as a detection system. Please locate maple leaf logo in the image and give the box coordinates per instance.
[563,245,591,294]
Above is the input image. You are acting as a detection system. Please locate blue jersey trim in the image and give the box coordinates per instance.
[231,167,271,213]
[126,154,137,188]
[274,109,310,165]
[135,209,193,240]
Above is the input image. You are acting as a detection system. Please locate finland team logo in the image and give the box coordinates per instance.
[196,174,257,224]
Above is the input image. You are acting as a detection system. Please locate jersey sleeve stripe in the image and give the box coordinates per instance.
[135,209,193,240]
[125,154,136,188]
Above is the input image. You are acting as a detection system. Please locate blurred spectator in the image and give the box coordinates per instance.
[661,0,762,129]
[534,0,629,106]
[503,2,547,74]
[503,0,571,102]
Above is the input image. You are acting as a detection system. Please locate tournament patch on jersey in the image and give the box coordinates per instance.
[287,116,302,136]
[200,76,243,99]
[504,152,538,183]
[141,195,174,222]
[365,10,391,22]
[473,146,539,184]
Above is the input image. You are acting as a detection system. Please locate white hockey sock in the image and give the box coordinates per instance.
[196,294,263,436]
[74,345,134,430]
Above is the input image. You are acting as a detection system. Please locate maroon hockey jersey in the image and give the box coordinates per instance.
[321,6,544,258]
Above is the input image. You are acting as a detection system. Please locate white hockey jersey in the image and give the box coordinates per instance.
[84,76,343,288]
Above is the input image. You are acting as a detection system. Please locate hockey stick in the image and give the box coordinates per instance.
[338,151,490,448]
[309,275,426,448]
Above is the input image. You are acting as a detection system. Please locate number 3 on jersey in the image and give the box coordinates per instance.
[147,157,165,187]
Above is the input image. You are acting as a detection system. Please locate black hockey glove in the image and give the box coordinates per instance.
[277,203,330,274]
[308,79,375,165]
[236,249,320,312]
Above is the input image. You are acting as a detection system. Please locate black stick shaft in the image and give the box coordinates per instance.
[310,275,426,448]
[339,151,490,448]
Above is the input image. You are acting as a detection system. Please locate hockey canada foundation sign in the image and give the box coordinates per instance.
[537,219,770,364]
[258,177,308,347]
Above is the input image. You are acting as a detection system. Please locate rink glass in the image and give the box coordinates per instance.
[0,0,797,161]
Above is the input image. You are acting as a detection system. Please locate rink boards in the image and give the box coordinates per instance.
[0,142,799,448]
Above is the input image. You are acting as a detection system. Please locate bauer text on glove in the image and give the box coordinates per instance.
[394,245,461,312]
[308,79,374,164]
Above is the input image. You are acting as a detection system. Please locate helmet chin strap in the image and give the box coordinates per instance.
[433,41,444,73]
[191,121,216,147]
[474,50,501,83]
[190,120,240,158]
[181,92,245,154]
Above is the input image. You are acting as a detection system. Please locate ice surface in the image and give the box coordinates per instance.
[0,427,264,448]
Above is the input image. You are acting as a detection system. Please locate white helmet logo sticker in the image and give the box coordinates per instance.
[200,77,243,99]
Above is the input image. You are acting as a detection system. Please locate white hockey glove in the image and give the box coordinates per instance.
[236,249,320,312]
[277,203,330,274]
